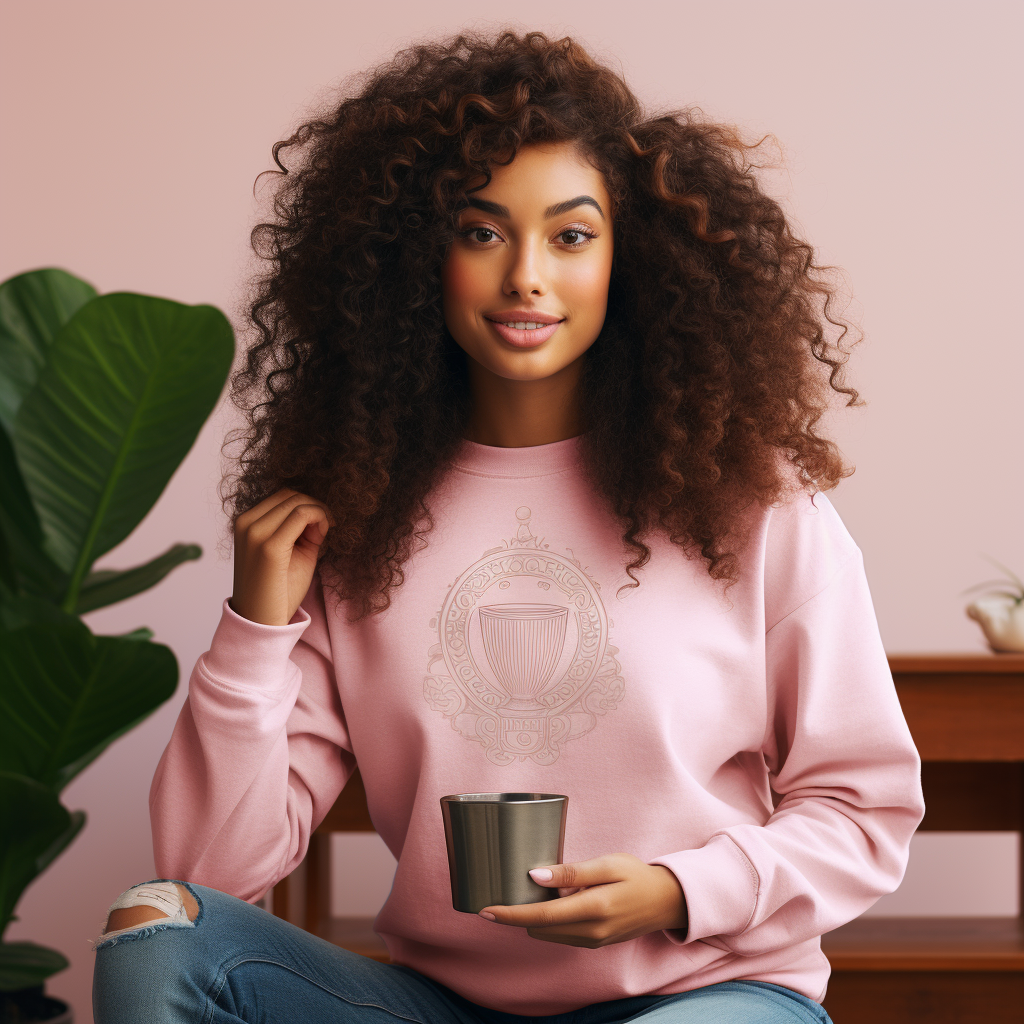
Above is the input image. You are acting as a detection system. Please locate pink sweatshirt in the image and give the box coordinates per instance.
[151,435,924,1012]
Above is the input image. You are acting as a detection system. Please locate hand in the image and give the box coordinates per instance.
[231,488,331,626]
[478,852,688,948]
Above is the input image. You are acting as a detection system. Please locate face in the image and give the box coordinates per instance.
[441,141,614,383]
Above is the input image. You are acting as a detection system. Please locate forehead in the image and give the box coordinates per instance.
[466,142,610,208]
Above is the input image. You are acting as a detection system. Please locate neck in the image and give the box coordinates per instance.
[463,355,585,448]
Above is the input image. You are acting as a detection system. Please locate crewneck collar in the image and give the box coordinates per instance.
[451,434,585,479]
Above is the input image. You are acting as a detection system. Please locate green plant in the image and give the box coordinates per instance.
[962,557,1024,605]
[0,268,233,999]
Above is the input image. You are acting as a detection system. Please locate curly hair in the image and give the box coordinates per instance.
[226,28,860,619]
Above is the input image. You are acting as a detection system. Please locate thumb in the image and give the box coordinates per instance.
[303,515,329,545]
[529,856,625,890]
[528,866,580,898]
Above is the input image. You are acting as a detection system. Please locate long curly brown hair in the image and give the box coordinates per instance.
[226,28,860,619]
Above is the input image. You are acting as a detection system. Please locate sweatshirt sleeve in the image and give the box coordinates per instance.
[649,493,925,954]
[149,579,354,903]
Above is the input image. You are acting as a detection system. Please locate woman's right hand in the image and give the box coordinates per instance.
[230,488,332,626]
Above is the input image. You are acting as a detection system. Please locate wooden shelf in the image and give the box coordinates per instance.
[888,654,1024,674]
[314,914,1024,974]
[822,916,1024,972]
[890,659,1024,761]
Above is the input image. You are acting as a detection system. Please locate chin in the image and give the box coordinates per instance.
[487,351,574,381]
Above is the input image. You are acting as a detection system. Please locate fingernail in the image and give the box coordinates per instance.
[479,911,496,921]
[529,868,553,882]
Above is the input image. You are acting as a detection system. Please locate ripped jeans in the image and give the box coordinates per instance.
[92,879,834,1024]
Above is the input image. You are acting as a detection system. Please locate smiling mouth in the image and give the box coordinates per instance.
[485,318,564,330]
[484,317,564,349]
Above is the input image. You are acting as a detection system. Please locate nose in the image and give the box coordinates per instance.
[502,237,547,299]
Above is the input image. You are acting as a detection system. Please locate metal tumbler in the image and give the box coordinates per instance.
[440,792,568,913]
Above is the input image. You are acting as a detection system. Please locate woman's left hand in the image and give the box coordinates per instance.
[478,852,688,948]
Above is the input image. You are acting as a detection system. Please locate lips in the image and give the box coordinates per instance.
[486,310,563,326]
[485,319,563,348]
[484,311,564,349]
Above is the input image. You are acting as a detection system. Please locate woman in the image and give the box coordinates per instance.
[93,29,924,1024]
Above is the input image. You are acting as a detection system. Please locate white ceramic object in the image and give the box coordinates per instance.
[966,595,1024,653]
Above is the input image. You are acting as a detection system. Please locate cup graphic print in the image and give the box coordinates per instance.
[478,604,568,701]
[440,792,568,913]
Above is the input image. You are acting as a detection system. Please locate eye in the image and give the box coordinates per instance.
[461,227,501,244]
[556,225,597,249]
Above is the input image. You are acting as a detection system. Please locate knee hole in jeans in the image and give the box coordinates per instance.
[101,881,199,940]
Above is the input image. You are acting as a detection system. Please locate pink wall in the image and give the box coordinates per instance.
[3,2,1021,1019]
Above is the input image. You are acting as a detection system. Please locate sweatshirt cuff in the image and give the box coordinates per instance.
[649,833,760,945]
[200,598,312,690]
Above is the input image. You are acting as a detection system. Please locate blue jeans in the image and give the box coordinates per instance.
[93,880,833,1024]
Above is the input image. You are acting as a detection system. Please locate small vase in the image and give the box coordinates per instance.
[966,596,1024,653]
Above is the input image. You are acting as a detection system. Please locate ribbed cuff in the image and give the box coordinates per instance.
[648,833,760,945]
[200,598,312,690]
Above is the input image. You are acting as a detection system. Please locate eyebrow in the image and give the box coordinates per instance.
[463,194,605,220]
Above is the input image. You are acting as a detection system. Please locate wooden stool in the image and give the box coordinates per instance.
[271,767,389,961]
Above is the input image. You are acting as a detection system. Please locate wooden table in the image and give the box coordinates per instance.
[820,654,1024,1022]
[273,654,1024,1022]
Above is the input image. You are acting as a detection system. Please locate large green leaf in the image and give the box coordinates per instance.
[32,809,86,881]
[0,941,69,991]
[0,773,80,942]
[0,531,13,598]
[0,618,178,792]
[11,292,234,609]
[75,542,202,614]
[0,595,80,633]
[0,422,66,604]
[0,269,97,432]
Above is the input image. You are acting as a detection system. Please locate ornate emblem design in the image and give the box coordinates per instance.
[423,507,625,765]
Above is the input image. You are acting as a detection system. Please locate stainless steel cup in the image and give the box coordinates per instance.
[440,792,568,913]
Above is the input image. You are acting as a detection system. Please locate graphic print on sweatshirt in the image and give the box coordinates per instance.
[423,506,625,765]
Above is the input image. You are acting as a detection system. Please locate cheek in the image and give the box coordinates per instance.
[441,254,485,319]
[562,256,612,318]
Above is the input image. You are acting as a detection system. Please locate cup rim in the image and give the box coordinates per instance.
[440,792,567,804]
